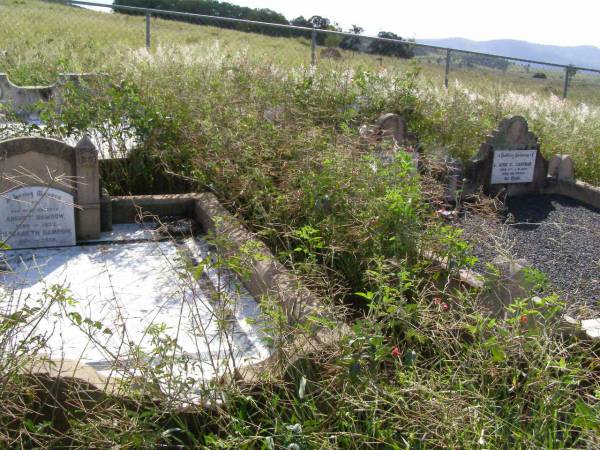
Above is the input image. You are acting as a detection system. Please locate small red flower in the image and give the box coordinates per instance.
[520,315,529,325]
[391,346,401,358]
[441,302,449,311]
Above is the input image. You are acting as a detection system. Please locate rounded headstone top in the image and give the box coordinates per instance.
[375,113,407,145]
[506,117,528,142]
[548,155,562,178]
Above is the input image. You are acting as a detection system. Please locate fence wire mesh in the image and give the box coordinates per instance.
[0,0,599,104]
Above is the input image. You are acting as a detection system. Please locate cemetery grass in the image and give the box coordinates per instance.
[0,0,599,448]
[2,0,600,185]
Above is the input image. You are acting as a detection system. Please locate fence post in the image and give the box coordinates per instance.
[311,27,317,66]
[563,66,569,99]
[444,49,451,88]
[145,10,151,50]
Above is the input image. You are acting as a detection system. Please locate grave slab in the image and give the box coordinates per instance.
[458,194,600,314]
[0,223,270,395]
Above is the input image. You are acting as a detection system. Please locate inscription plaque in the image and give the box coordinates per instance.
[491,150,537,184]
[0,186,76,249]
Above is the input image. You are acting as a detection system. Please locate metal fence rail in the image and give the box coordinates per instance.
[62,0,600,99]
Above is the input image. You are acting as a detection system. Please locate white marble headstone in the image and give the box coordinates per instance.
[0,186,76,249]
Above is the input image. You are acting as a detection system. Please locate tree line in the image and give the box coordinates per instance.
[113,0,414,58]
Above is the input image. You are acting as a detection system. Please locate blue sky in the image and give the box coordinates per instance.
[88,0,600,47]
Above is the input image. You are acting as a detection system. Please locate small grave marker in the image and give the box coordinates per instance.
[361,113,419,167]
[464,116,548,197]
[0,136,100,249]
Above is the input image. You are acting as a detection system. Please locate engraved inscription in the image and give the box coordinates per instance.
[0,186,76,249]
[491,150,537,184]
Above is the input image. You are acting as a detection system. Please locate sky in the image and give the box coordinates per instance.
[88,0,599,47]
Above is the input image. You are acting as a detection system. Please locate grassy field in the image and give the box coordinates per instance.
[0,0,599,448]
[2,0,600,184]
[2,0,600,103]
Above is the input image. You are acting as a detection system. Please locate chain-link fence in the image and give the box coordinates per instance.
[1,0,599,102]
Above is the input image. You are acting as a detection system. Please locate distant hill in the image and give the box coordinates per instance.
[417,38,600,70]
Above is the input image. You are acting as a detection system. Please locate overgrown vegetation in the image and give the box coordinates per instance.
[0,0,599,447]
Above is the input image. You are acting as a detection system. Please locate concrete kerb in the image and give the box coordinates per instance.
[543,178,600,210]
[111,193,345,380]
[110,193,323,322]
[25,192,343,399]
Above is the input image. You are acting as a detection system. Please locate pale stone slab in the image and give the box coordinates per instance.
[0,186,76,249]
[581,319,600,340]
[491,149,537,184]
[0,225,270,395]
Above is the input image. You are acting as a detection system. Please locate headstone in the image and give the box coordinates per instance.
[444,157,464,203]
[320,48,342,60]
[361,113,419,167]
[464,116,548,197]
[0,136,100,249]
[0,73,84,124]
[374,113,408,145]
[481,255,536,318]
[557,155,574,181]
[548,155,562,178]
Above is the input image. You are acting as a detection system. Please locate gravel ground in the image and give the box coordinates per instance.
[459,194,600,313]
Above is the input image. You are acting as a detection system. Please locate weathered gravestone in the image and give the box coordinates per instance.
[0,136,100,249]
[374,113,408,145]
[0,73,85,124]
[464,116,548,197]
[360,113,419,166]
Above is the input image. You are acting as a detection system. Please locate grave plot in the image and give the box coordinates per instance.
[0,224,270,391]
[0,73,136,159]
[460,195,600,311]
[450,116,600,316]
[0,136,290,399]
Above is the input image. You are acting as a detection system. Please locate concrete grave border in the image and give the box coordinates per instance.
[110,193,322,323]
[22,191,337,396]
[543,178,600,210]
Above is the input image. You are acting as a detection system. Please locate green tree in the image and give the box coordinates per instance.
[368,31,413,59]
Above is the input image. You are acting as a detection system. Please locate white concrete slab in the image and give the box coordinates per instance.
[0,224,270,398]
